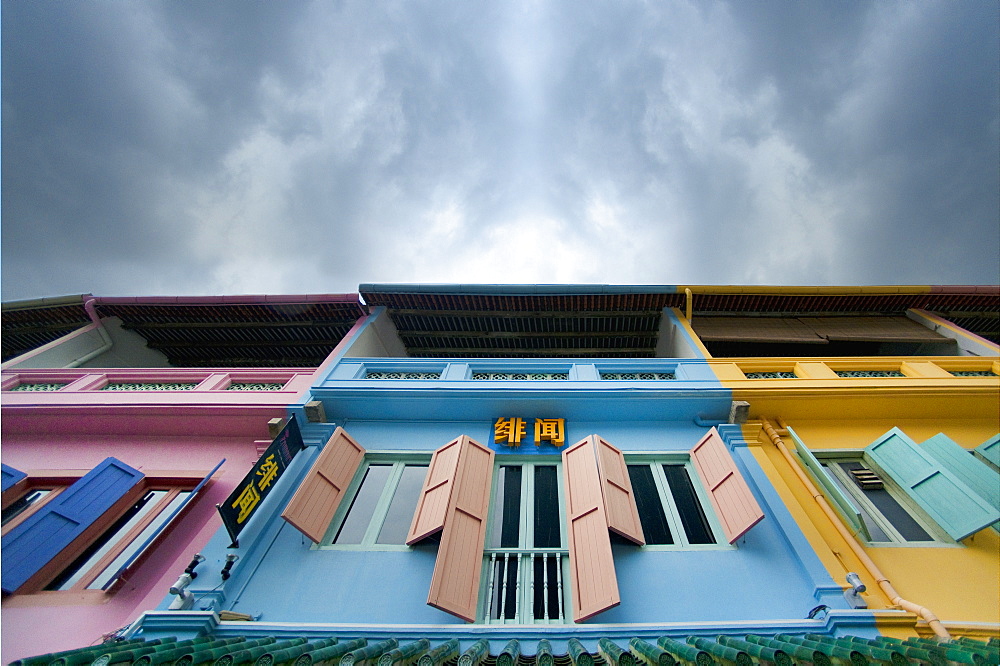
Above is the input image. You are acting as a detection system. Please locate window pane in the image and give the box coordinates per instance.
[533,465,561,548]
[823,464,891,542]
[334,465,392,544]
[663,465,715,544]
[47,490,168,590]
[376,464,428,544]
[838,462,932,541]
[489,466,522,549]
[87,491,191,589]
[627,465,673,545]
[1,489,51,526]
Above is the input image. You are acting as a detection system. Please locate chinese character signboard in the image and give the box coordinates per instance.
[493,417,565,451]
[218,415,304,546]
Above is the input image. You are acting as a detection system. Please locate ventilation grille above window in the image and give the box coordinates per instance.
[10,383,66,391]
[365,371,442,380]
[951,370,997,377]
[101,383,199,391]
[600,373,676,381]
[835,371,905,378]
[227,382,286,391]
[472,373,569,381]
[744,372,796,379]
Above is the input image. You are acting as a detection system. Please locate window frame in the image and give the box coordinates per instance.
[815,451,955,547]
[316,452,433,551]
[1,469,212,600]
[480,455,570,624]
[623,453,734,551]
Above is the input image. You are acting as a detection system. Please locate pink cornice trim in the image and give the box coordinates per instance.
[311,313,372,380]
[94,294,363,305]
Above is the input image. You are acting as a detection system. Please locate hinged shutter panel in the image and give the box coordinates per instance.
[425,436,494,622]
[563,436,620,622]
[865,428,1000,541]
[788,427,871,541]
[975,434,1000,471]
[921,434,999,511]
[282,427,365,543]
[594,436,644,545]
[1,457,144,594]
[1,463,27,494]
[689,428,764,544]
[406,436,463,545]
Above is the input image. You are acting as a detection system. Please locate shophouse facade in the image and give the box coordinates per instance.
[2,285,998,666]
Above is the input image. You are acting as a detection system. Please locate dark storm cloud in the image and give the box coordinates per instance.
[2,1,997,300]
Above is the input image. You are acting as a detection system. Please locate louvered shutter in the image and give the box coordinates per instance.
[921,434,999,511]
[563,436,620,622]
[282,427,366,543]
[1,463,27,495]
[423,436,494,622]
[1,457,144,594]
[689,428,764,544]
[974,434,1000,471]
[787,427,871,541]
[593,436,644,545]
[865,428,1000,541]
[406,436,463,544]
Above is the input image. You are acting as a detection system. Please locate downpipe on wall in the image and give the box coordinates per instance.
[64,298,113,368]
[760,418,951,640]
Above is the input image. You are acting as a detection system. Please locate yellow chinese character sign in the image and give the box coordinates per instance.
[494,417,526,446]
[218,416,304,547]
[534,418,565,447]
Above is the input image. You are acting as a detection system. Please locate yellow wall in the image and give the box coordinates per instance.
[725,362,1000,636]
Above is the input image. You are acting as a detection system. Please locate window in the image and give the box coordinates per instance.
[627,462,719,546]
[1,458,219,596]
[483,461,567,623]
[320,459,429,548]
[820,458,940,544]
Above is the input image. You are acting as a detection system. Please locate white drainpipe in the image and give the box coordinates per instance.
[64,299,113,368]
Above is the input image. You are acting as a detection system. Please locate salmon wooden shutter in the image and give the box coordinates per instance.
[689,428,764,544]
[594,436,645,545]
[563,436,620,622]
[424,436,494,622]
[281,427,365,543]
[405,437,463,544]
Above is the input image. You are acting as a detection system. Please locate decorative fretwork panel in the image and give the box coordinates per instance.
[227,382,286,390]
[951,370,997,377]
[744,372,796,379]
[365,371,442,380]
[834,371,905,378]
[100,383,199,391]
[9,383,66,392]
[472,373,569,381]
[600,372,675,381]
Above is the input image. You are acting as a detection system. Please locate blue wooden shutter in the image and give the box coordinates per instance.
[974,434,1000,471]
[787,427,871,541]
[865,429,1000,541]
[1,457,144,593]
[1,463,27,493]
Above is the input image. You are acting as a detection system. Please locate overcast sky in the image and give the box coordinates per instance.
[2,1,998,301]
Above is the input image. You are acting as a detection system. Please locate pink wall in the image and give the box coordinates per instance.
[1,427,276,663]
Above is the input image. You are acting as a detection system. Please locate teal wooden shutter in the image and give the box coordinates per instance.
[787,427,870,541]
[865,429,1000,541]
[1,457,144,593]
[974,434,1000,471]
[2,463,27,493]
[921,434,999,511]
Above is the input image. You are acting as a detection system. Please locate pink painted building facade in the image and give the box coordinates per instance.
[1,295,366,664]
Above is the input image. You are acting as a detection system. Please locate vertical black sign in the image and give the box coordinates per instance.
[217,415,304,547]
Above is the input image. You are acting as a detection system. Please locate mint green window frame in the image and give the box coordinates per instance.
[817,453,952,546]
[624,454,732,550]
[480,457,569,624]
[316,453,431,551]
